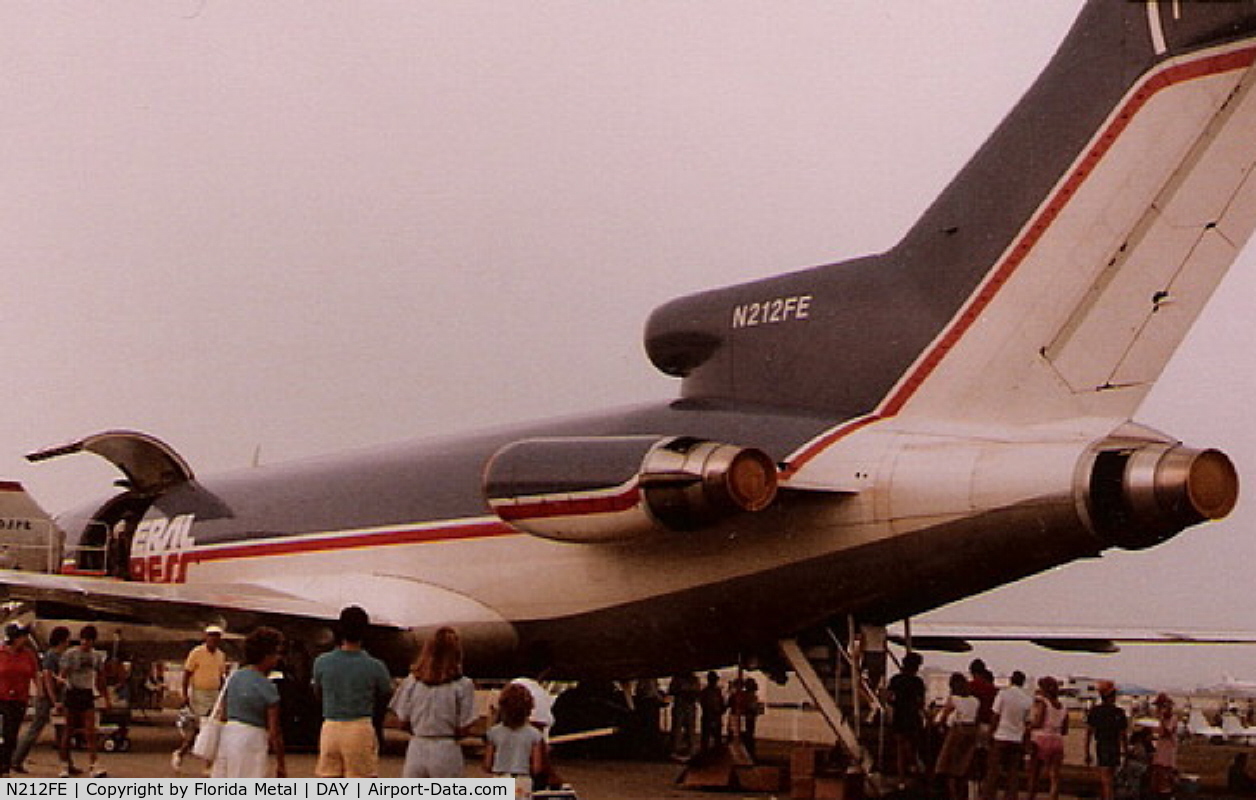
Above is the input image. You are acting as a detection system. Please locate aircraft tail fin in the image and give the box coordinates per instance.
[647,1,1256,432]
[0,482,61,572]
[896,8,1256,426]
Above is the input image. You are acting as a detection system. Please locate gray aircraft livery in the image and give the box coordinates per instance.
[1,1,1254,678]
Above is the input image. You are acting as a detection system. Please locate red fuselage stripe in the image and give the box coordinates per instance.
[183,486,640,569]
[782,47,1256,478]
[126,519,518,580]
[495,485,641,522]
[201,519,515,561]
[128,491,642,583]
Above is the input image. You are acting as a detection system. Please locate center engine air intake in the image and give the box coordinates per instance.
[483,436,778,543]
[1087,443,1238,550]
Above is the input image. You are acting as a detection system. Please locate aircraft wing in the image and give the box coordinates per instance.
[0,568,509,637]
[887,621,1256,654]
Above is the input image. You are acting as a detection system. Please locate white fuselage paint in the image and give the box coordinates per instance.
[137,419,1115,641]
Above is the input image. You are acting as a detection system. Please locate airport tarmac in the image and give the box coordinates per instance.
[13,710,1249,799]
[11,714,719,799]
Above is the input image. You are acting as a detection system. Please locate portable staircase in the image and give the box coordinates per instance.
[779,620,891,794]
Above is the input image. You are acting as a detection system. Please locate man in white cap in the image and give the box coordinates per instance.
[172,625,227,772]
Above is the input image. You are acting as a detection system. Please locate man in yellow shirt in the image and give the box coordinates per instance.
[172,625,227,772]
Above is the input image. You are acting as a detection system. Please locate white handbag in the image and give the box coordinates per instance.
[191,673,233,761]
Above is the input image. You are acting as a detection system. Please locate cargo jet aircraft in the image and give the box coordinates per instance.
[1,0,1254,680]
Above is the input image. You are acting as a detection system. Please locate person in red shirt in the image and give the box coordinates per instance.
[968,659,999,782]
[0,624,40,778]
[969,659,998,726]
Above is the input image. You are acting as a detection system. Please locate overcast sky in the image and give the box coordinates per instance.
[4,2,1256,688]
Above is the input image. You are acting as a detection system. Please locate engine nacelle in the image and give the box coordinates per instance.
[483,436,778,543]
[880,429,1236,560]
[1086,443,1238,550]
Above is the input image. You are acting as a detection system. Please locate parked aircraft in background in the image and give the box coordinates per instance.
[1188,709,1226,742]
[0,1,1254,685]
[1202,675,1256,697]
[1220,713,1256,744]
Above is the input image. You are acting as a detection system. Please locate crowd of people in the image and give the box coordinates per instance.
[663,670,761,761]
[886,655,1191,800]
[0,621,113,778]
[0,616,1250,799]
[0,609,564,797]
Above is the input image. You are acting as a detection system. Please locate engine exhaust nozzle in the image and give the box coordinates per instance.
[1089,443,1238,550]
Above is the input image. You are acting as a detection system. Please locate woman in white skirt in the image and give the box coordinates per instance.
[212,627,287,778]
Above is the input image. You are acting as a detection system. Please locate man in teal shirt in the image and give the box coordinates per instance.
[312,606,393,777]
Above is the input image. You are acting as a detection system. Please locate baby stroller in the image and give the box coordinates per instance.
[57,704,132,753]
[96,706,132,752]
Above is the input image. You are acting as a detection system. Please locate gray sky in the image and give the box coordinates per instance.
[4,2,1255,688]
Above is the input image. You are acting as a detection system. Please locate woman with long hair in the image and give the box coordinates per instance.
[387,627,476,778]
[934,672,980,800]
[1026,676,1068,800]
[211,627,286,778]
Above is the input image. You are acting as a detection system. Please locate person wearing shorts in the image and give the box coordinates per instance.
[58,626,110,778]
[983,670,1033,800]
[1085,681,1129,800]
[173,624,227,772]
[1027,676,1069,800]
[313,606,393,778]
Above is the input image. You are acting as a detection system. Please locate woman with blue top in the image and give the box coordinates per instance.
[484,683,544,800]
[212,627,287,778]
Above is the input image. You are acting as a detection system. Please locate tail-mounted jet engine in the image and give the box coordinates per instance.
[881,431,1236,577]
[1086,443,1238,550]
[483,436,778,543]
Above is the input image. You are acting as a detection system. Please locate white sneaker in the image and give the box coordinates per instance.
[58,768,70,778]
[171,751,182,772]
[90,766,106,778]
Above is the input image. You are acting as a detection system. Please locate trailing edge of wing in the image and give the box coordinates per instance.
[888,622,1256,654]
[0,569,338,631]
[0,569,510,637]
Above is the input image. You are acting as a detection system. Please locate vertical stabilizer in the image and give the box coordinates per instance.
[0,482,61,572]
[898,25,1256,425]
[649,2,1256,443]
